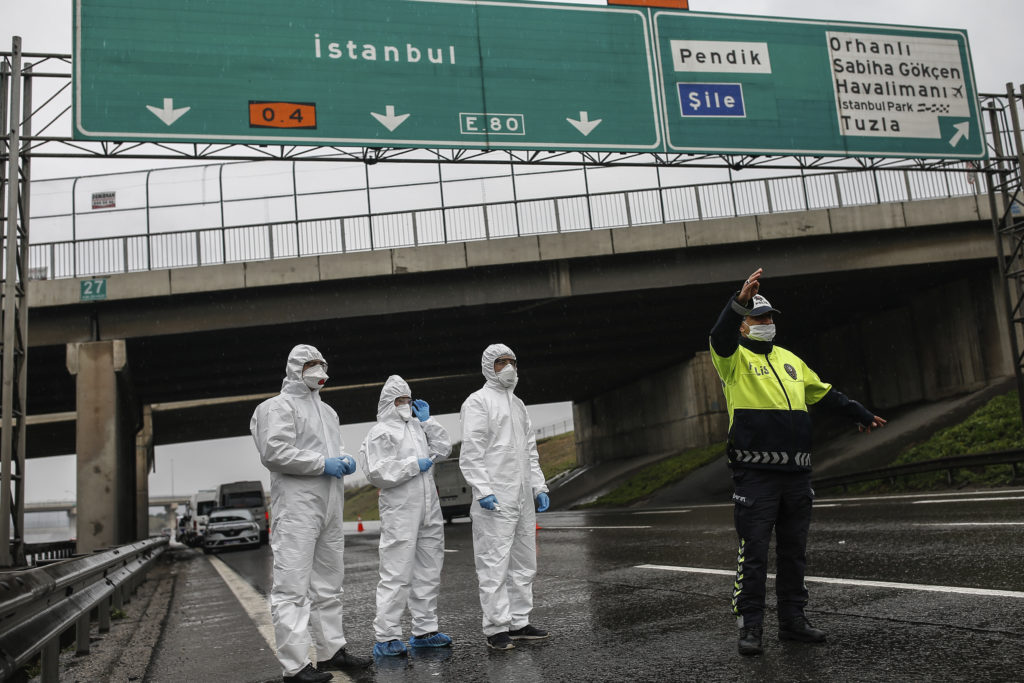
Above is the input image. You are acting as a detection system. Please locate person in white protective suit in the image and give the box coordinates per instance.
[360,375,454,658]
[460,343,551,651]
[250,344,372,683]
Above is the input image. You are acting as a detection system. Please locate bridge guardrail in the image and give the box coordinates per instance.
[23,541,76,567]
[0,536,167,682]
[812,449,1024,492]
[27,165,982,280]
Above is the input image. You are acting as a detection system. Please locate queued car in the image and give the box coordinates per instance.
[202,508,261,554]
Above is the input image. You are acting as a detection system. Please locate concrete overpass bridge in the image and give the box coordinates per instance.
[19,166,1011,551]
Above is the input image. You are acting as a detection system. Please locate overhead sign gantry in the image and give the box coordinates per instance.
[73,0,985,159]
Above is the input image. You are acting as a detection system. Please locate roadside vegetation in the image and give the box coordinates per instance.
[839,390,1024,494]
[341,430,578,522]
[576,441,726,509]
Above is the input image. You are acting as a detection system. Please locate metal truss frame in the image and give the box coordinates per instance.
[2,42,1023,565]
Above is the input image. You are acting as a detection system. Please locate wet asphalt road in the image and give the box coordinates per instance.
[215,488,1024,682]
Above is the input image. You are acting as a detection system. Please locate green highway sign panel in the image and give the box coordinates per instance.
[73,0,662,152]
[74,1,984,159]
[652,12,983,158]
[80,278,107,301]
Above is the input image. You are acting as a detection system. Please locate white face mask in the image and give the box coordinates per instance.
[302,365,328,390]
[747,323,776,342]
[396,404,412,420]
[497,364,517,387]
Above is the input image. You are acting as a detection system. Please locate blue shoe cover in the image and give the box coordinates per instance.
[373,639,407,657]
[408,631,453,648]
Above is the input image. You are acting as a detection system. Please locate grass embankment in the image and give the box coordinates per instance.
[576,441,726,509]
[342,431,579,521]
[840,390,1024,494]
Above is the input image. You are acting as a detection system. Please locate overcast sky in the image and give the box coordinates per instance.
[6,0,1023,503]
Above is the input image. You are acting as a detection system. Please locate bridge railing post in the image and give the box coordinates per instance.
[764,179,773,213]
[903,170,913,202]
[833,174,843,207]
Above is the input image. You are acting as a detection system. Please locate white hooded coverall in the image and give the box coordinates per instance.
[250,344,350,676]
[459,344,548,636]
[360,375,452,642]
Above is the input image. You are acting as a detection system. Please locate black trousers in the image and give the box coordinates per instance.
[730,468,814,628]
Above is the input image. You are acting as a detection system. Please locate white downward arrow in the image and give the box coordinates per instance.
[567,111,602,136]
[949,121,970,147]
[370,105,410,132]
[146,98,191,126]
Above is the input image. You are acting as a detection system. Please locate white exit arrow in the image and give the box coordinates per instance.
[145,98,191,126]
[949,121,970,147]
[370,105,410,132]
[567,111,602,136]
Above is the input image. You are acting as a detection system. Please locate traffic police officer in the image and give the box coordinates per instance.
[709,268,886,656]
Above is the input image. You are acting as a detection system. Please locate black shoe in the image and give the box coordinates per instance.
[738,625,763,656]
[486,632,515,650]
[508,624,549,640]
[283,663,332,683]
[779,616,827,643]
[319,646,374,670]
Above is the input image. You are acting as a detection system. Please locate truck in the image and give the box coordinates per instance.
[433,456,473,523]
[216,480,269,544]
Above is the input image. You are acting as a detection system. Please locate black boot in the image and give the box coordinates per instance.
[779,615,827,643]
[319,646,373,670]
[283,663,332,683]
[737,625,763,656]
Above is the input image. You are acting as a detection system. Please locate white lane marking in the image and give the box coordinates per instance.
[635,564,1024,599]
[912,496,1024,504]
[208,556,277,650]
[812,503,842,508]
[914,522,1024,527]
[443,549,459,553]
[208,556,354,683]
[633,510,692,515]
[541,526,653,530]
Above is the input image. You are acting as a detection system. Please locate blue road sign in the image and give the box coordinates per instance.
[678,83,746,117]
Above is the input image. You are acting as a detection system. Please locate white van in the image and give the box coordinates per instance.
[185,489,218,547]
[216,480,269,544]
[433,457,473,523]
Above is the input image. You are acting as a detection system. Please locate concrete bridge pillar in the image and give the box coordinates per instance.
[66,340,141,552]
[573,351,727,466]
[136,406,154,540]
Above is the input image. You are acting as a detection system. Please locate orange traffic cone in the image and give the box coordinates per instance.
[357,515,364,533]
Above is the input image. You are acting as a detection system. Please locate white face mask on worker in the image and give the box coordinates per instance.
[747,324,776,342]
[302,365,328,390]
[396,405,412,420]
[497,364,517,387]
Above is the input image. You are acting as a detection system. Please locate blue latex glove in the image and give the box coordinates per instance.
[340,455,357,475]
[418,457,433,472]
[536,492,550,513]
[411,399,430,422]
[478,494,499,511]
[323,457,345,478]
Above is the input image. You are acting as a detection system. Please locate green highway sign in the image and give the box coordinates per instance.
[73,1,984,159]
[73,0,662,152]
[652,12,984,158]
[80,278,107,301]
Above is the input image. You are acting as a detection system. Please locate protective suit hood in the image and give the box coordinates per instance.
[282,344,327,395]
[377,375,411,423]
[481,343,516,391]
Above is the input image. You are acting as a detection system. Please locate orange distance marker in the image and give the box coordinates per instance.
[248,101,317,129]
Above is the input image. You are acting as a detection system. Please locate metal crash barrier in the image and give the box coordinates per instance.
[0,537,167,682]
[813,449,1024,492]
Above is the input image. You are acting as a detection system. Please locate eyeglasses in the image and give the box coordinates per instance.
[494,358,517,368]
